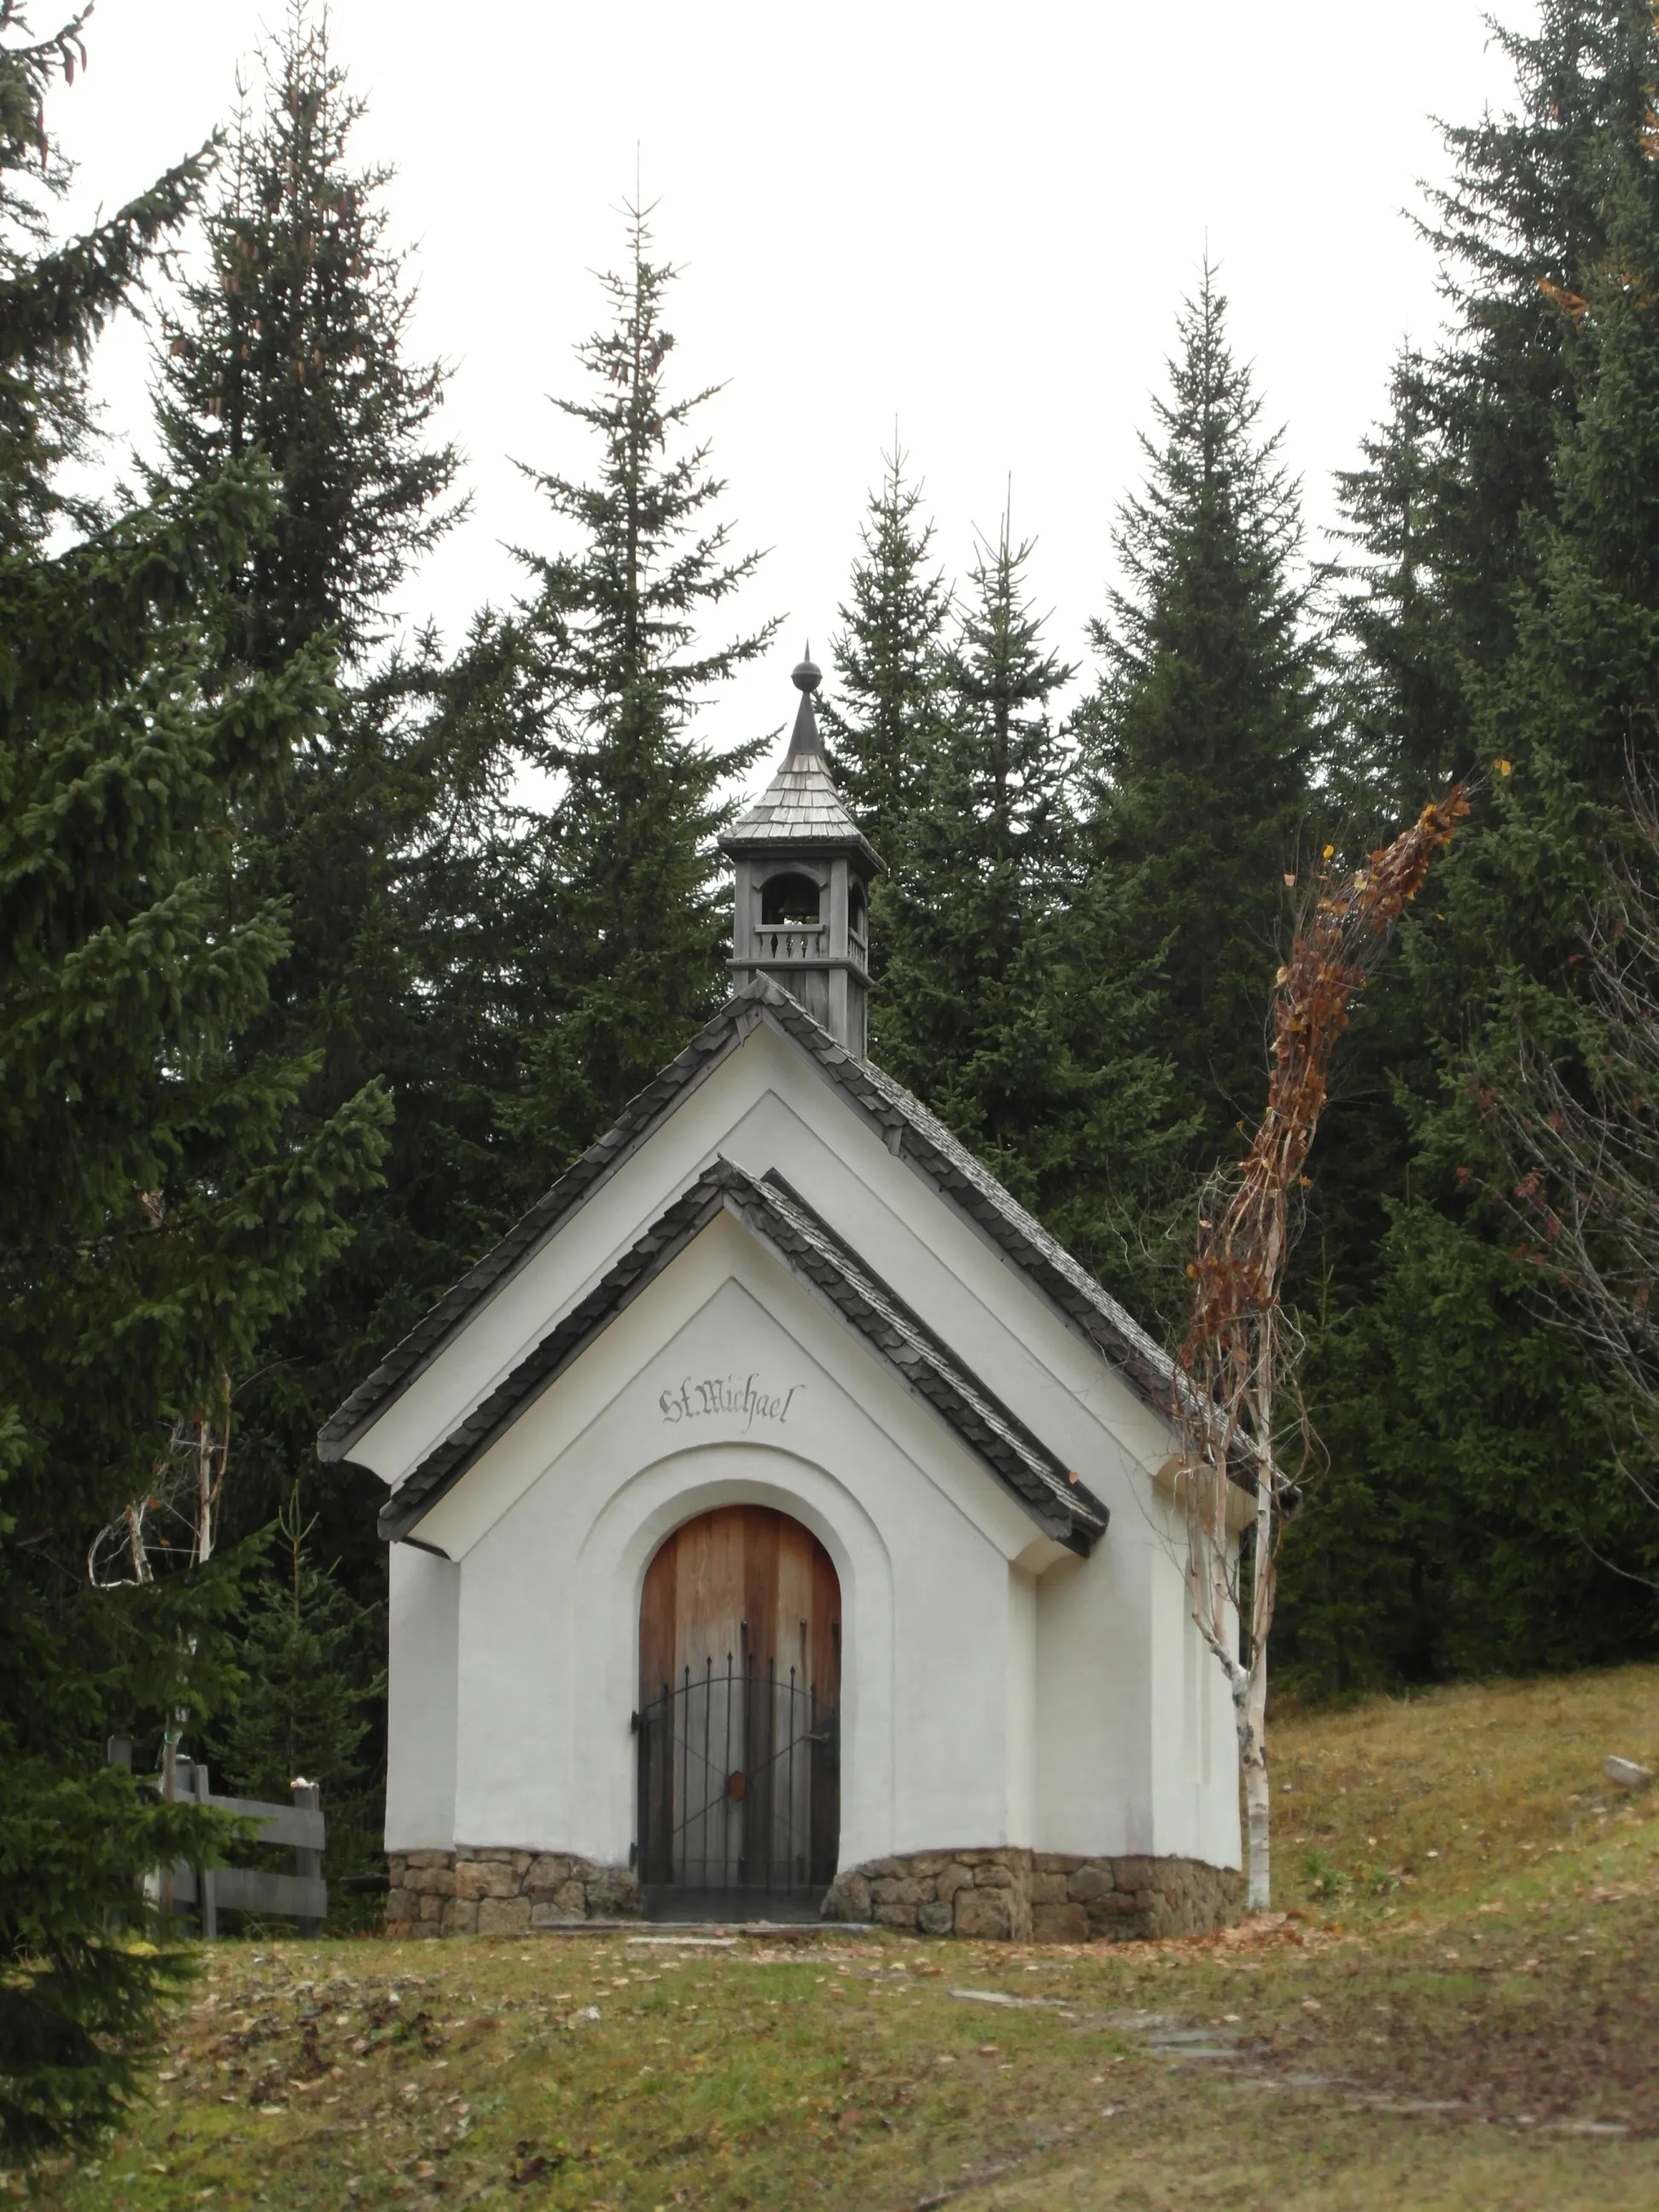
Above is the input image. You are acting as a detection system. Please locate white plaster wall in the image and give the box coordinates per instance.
[1032,1537,1155,1856]
[1146,1490,1246,1871]
[366,1014,1243,1871]
[1006,1569,1037,1847]
[1031,1488,1242,1870]
[386,1544,460,1848]
[389,1220,1037,1864]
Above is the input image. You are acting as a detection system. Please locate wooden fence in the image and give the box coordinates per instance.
[108,1739,327,1938]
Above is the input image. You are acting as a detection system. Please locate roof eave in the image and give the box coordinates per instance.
[317,998,773,1466]
[718,824,885,874]
[323,975,1178,1471]
[377,1158,1108,1555]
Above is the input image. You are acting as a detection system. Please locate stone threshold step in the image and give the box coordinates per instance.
[521,1920,880,1941]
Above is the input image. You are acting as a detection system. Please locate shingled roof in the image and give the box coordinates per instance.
[376,1158,1109,1551]
[317,976,1179,1472]
[721,753,875,853]
[718,655,882,867]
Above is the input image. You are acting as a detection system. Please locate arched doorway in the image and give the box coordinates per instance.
[636,1505,841,1917]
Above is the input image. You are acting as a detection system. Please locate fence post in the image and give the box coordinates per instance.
[194,1760,218,1941]
[104,1738,133,1934]
[293,1782,322,1937]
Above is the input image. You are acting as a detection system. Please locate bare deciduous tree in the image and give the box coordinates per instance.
[88,1372,233,1804]
[1178,788,1469,1910]
[1488,773,1659,1522]
[87,1383,232,1590]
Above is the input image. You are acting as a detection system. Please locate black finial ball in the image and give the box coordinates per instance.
[792,654,822,694]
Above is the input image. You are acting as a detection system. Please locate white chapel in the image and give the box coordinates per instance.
[320,655,1243,1940]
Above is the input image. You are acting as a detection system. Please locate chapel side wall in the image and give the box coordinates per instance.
[1194,1551,1246,1869]
[1147,1493,1243,1871]
[1031,1531,1155,1858]
[1147,1513,1190,1853]
[1006,1567,1038,1848]
[386,1543,460,1851]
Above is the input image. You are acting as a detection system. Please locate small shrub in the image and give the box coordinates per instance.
[1300,1848,1347,1901]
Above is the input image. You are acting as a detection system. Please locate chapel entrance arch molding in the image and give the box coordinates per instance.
[571,1443,894,1884]
[636,1503,841,1908]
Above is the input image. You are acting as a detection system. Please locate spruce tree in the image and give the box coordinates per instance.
[1365,135,1659,1664]
[877,504,1190,1312]
[818,445,952,870]
[0,5,387,2158]
[1279,0,1659,1689]
[1326,3,1656,818]
[149,3,486,1635]
[1080,265,1321,1155]
[152,0,461,672]
[1330,351,1465,823]
[1391,0,1656,731]
[497,201,777,1180]
[218,1487,384,1879]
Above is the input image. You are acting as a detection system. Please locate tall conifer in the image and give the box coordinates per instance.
[148,4,489,1639]
[819,445,951,871]
[1080,266,1320,1155]
[0,6,386,2156]
[153,0,461,672]
[1283,0,1659,1688]
[878,505,1187,1306]
[498,202,777,1179]
[218,1487,383,1861]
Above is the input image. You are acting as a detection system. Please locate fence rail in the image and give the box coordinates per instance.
[108,1739,327,1938]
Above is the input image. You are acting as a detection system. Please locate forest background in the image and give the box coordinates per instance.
[7,0,1659,2157]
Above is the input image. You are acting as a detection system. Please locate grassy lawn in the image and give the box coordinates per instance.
[20,1664,1659,2211]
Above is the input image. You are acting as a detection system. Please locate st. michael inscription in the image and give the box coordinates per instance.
[659,1372,805,1433]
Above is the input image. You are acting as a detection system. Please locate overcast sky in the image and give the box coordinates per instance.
[49,0,1532,777]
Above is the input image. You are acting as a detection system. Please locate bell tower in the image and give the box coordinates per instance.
[720,652,882,1056]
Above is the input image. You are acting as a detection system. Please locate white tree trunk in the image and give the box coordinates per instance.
[1242,1348,1276,1912]
[1240,1639,1271,1911]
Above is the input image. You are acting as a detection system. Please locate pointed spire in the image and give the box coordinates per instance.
[788,644,823,758]
[721,647,881,870]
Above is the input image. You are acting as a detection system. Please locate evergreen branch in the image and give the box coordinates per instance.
[0,143,218,371]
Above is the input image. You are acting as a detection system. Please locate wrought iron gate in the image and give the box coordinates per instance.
[634,1639,839,1902]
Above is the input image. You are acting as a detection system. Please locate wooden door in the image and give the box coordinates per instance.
[637,1507,840,1898]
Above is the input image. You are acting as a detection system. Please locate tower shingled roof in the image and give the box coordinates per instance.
[719,652,882,868]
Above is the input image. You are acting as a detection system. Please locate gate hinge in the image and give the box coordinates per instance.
[630,1709,640,1734]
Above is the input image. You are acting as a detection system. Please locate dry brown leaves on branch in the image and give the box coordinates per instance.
[1180,785,1470,1371]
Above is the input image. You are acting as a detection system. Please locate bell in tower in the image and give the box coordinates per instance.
[720,652,882,1056]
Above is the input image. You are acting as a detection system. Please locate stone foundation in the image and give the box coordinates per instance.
[384,1850,642,1937]
[820,1848,1241,1942]
[384,1845,1237,1941]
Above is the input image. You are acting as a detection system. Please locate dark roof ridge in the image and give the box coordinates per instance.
[846,1052,1179,1410]
[319,977,1178,1468]
[375,1155,1107,1551]
[317,999,771,1462]
[742,1167,1107,1540]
